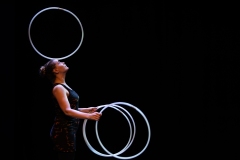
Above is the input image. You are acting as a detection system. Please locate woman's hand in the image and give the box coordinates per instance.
[87,112,102,121]
[87,107,98,113]
[79,107,98,113]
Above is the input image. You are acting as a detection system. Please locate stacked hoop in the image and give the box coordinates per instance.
[83,102,151,159]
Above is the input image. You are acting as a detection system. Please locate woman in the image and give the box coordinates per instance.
[39,59,102,160]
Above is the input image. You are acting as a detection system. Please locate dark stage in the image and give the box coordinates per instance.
[11,1,240,159]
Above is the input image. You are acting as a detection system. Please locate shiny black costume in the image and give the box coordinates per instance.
[50,83,80,152]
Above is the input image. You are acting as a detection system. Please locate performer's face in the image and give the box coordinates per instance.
[53,59,69,73]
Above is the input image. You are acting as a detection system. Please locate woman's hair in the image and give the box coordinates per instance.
[39,59,56,83]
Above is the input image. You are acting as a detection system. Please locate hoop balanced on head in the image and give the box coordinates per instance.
[29,7,84,60]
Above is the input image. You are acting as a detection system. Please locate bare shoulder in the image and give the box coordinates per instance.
[52,84,66,94]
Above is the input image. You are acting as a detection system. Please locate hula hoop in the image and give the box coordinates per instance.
[28,7,84,60]
[82,102,151,159]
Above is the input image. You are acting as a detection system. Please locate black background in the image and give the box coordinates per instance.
[1,3,14,160]
[13,1,240,160]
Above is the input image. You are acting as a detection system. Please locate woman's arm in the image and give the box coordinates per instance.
[52,85,101,120]
[78,107,98,113]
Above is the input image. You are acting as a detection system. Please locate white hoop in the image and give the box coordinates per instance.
[28,7,84,60]
[82,102,151,159]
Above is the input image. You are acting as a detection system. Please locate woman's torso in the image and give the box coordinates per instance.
[52,83,80,127]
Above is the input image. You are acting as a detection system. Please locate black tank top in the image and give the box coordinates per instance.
[50,83,80,152]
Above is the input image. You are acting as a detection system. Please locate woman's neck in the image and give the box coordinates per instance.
[54,77,66,84]
[54,81,66,84]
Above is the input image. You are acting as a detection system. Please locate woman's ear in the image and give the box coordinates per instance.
[53,68,59,74]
